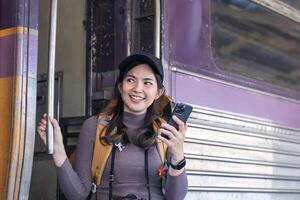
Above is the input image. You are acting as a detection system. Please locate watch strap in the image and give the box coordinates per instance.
[168,157,186,170]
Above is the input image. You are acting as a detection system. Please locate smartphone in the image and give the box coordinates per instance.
[161,103,193,139]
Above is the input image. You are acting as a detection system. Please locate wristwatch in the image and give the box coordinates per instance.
[168,157,186,170]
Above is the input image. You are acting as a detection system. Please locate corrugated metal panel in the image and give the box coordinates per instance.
[185,107,300,199]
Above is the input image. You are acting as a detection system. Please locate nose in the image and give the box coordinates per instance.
[133,80,143,93]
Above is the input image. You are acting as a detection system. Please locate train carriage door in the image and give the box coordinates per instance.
[0,0,39,199]
[29,0,86,199]
[27,0,161,199]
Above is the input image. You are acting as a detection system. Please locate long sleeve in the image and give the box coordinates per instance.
[56,116,97,200]
[56,113,188,200]
[164,150,188,200]
[164,171,188,200]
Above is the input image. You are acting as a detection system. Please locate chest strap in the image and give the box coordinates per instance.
[109,145,117,200]
[145,149,151,200]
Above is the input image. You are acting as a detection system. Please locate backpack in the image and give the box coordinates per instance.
[91,113,168,185]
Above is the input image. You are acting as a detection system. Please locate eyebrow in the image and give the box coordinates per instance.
[125,74,155,81]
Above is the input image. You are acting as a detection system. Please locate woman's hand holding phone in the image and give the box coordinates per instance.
[157,115,187,176]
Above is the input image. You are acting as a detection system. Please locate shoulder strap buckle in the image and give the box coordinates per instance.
[114,142,125,152]
[91,182,97,194]
[109,174,114,182]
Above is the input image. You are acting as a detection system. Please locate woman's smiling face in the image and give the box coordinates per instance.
[119,64,163,115]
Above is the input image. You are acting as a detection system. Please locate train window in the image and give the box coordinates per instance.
[212,0,300,91]
[131,0,155,54]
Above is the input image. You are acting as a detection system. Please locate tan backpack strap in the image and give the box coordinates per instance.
[155,118,168,195]
[69,114,111,167]
[153,117,168,163]
[69,151,76,166]
[91,114,114,185]
[157,141,167,162]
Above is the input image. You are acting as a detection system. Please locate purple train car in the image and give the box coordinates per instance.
[1,0,300,199]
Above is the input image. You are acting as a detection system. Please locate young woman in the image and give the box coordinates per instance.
[37,53,188,200]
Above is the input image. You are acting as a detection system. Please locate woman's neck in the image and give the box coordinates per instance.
[122,111,147,128]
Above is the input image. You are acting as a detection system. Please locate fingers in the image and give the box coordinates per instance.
[37,113,47,134]
[160,128,177,141]
[157,134,173,146]
[49,116,60,130]
[161,122,178,137]
[37,122,46,132]
[161,116,187,138]
[172,115,187,134]
[36,113,62,145]
[158,121,184,145]
[157,129,182,150]
[37,113,60,134]
[36,113,48,144]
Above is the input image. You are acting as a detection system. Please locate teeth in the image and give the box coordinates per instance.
[130,95,143,100]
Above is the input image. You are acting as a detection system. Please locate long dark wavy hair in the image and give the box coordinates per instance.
[100,62,166,149]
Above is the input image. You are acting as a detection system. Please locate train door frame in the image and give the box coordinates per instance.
[3,0,39,199]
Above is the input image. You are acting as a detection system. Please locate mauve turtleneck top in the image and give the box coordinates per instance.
[56,112,188,200]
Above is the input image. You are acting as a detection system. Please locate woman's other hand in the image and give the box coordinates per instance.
[37,113,67,166]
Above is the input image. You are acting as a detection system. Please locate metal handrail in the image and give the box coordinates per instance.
[47,0,58,154]
[154,0,161,58]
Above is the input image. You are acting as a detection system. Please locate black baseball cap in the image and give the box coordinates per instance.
[118,53,164,81]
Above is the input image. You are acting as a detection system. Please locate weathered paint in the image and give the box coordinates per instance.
[0,0,38,199]
[165,0,213,69]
